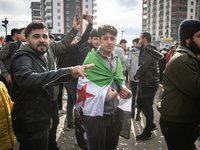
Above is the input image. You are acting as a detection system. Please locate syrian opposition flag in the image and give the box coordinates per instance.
[75,48,132,117]
[0,36,3,47]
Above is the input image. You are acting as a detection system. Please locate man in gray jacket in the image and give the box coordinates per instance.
[126,38,141,121]
[113,39,127,75]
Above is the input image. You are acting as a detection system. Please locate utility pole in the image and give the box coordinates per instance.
[2,18,8,37]
[121,30,125,39]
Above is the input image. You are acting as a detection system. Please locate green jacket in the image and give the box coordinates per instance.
[18,27,78,100]
[157,45,200,124]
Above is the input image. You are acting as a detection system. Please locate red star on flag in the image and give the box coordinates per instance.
[77,84,95,108]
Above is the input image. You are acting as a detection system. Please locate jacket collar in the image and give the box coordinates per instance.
[176,45,198,59]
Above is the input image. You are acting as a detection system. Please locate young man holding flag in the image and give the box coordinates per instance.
[76,24,132,150]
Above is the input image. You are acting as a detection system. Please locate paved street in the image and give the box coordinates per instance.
[14,84,200,150]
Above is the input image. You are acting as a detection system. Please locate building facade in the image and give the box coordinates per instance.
[30,2,41,22]
[142,0,200,49]
[38,0,97,38]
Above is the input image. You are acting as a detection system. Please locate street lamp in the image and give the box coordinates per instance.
[2,18,8,37]
[121,30,125,39]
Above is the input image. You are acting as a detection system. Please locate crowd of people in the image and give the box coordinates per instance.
[0,14,200,150]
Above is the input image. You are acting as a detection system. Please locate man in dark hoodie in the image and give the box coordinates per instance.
[126,37,141,121]
[77,28,100,65]
[57,14,95,130]
[10,19,94,150]
[134,32,163,140]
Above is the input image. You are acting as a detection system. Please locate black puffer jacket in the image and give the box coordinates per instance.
[135,45,163,87]
[11,45,74,132]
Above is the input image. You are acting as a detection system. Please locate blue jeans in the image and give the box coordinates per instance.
[14,128,49,150]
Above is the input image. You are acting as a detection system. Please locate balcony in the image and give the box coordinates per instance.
[166,11,169,15]
[153,15,156,18]
[165,25,169,28]
[159,26,163,29]
[159,32,163,35]
[153,20,156,24]
[159,13,163,16]
[159,20,163,23]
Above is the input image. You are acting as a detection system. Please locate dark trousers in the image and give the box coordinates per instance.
[83,109,122,150]
[57,83,63,110]
[137,85,158,133]
[14,128,49,150]
[64,80,77,126]
[130,81,141,116]
[159,117,198,150]
[48,100,59,150]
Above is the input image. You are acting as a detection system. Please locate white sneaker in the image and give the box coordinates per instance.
[58,109,66,115]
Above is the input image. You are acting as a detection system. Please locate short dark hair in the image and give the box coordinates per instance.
[98,25,118,39]
[49,34,55,40]
[141,32,151,43]
[18,27,25,34]
[170,46,175,50]
[25,21,48,38]
[132,38,139,44]
[5,35,11,42]
[90,29,98,39]
[119,39,127,44]
[11,28,19,37]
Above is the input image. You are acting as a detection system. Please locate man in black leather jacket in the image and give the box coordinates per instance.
[10,20,94,150]
[134,32,163,140]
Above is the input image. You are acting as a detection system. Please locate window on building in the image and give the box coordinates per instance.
[58,23,61,26]
[180,0,187,5]
[76,0,79,2]
[57,9,60,13]
[179,7,187,12]
[85,11,88,14]
[86,5,88,9]
[67,17,70,21]
[190,16,193,19]
[66,23,70,27]
[57,2,60,6]
[191,1,194,5]
[66,10,70,14]
[191,9,193,13]
[172,7,178,12]
[66,0,70,1]
[66,4,70,8]
[58,16,60,20]
[86,0,88,2]
[58,29,61,33]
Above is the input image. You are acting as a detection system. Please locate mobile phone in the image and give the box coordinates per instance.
[83,14,87,20]
[76,6,80,21]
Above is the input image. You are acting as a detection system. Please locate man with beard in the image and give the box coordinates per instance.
[157,19,200,150]
[134,32,163,140]
[10,20,94,150]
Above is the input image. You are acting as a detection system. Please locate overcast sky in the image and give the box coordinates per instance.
[0,0,142,47]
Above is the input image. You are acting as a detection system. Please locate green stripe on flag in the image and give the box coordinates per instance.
[83,48,124,87]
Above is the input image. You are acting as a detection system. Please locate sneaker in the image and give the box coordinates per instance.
[58,109,66,115]
[136,131,153,140]
[151,124,158,131]
[135,115,141,121]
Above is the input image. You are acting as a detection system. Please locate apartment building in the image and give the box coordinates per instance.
[142,0,200,48]
[30,2,41,22]
[39,0,97,38]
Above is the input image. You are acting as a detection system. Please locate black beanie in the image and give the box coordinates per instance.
[179,19,200,41]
